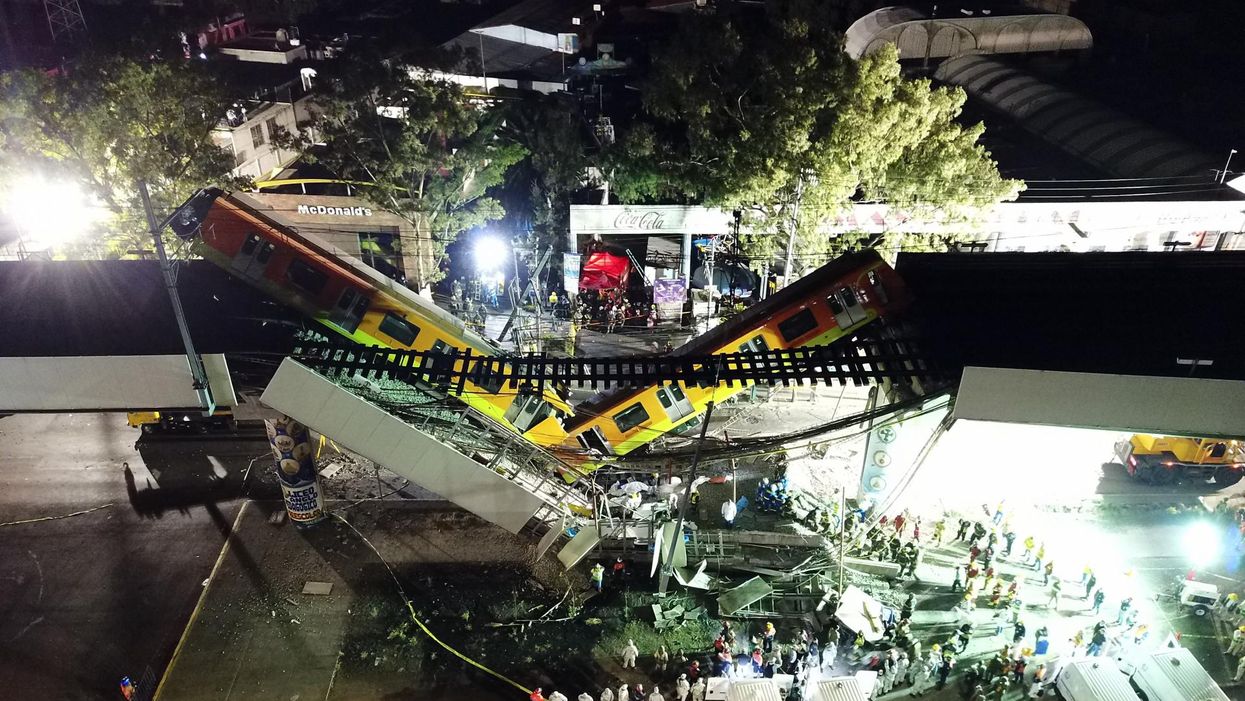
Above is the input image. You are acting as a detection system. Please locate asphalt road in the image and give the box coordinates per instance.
[0,413,267,699]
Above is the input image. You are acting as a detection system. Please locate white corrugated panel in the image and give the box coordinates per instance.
[1135,648,1229,701]
[1055,659,1141,701]
[0,354,236,411]
[261,358,544,533]
[725,679,782,701]
[812,677,869,701]
[955,367,1245,439]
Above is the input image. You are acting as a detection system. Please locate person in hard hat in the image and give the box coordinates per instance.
[621,639,639,669]
[762,621,777,652]
[646,685,664,701]
[600,687,615,701]
[578,693,594,701]
[531,688,546,701]
[590,562,605,592]
[1235,654,1245,682]
[548,692,568,701]
[1229,626,1245,656]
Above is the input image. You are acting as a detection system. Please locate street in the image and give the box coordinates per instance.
[0,413,261,698]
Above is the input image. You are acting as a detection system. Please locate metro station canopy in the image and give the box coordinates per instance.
[845,6,1092,61]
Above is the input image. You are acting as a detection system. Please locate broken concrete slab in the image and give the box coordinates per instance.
[301,581,333,596]
[717,576,773,615]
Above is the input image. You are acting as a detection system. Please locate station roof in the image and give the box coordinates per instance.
[934,55,1223,181]
[846,6,1092,60]
[0,261,304,358]
[895,251,1245,382]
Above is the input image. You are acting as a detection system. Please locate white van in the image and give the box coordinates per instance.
[1055,658,1143,701]
[1129,647,1229,701]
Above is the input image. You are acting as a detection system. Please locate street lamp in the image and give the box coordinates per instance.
[1182,520,1222,569]
[473,234,509,272]
[1,175,99,255]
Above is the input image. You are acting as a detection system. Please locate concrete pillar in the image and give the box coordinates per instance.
[266,416,326,526]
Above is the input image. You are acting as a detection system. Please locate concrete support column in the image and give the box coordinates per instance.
[265,416,326,526]
[682,230,693,296]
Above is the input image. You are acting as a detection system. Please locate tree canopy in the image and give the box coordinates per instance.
[293,51,524,289]
[0,57,240,256]
[607,1,1023,270]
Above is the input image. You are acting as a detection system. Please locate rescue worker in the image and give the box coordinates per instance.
[577,694,593,701]
[721,499,736,527]
[1043,560,1056,586]
[531,689,546,701]
[952,565,964,592]
[600,687,615,701]
[1235,655,1245,683]
[590,562,605,592]
[654,645,669,675]
[1022,536,1036,563]
[896,651,911,691]
[647,686,664,701]
[762,621,777,652]
[687,660,701,682]
[1047,579,1062,610]
[690,677,706,701]
[821,637,838,671]
[1092,588,1106,615]
[621,639,639,669]
[1229,625,1245,656]
[1085,571,1098,599]
[933,518,946,544]
[618,684,630,701]
[881,652,901,692]
[675,674,690,701]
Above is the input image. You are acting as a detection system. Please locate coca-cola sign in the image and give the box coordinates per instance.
[613,210,667,230]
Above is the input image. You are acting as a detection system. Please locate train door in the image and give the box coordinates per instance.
[504,395,551,433]
[576,426,614,455]
[328,287,370,334]
[827,286,867,328]
[232,233,276,280]
[655,384,695,423]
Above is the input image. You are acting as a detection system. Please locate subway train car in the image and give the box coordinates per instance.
[562,249,908,459]
[179,190,571,445]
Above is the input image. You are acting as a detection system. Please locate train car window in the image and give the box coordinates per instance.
[256,242,275,264]
[657,391,672,409]
[241,233,260,255]
[287,259,327,294]
[839,286,861,309]
[867,270,890,305]
[378,312,420,346]
[471,359,504,394]
[613,402,651,434]
[577,427,612,455]
[1211,443,1228,458]
[826,295,845,315]
[336,288,358,311]
[778,309,818,343]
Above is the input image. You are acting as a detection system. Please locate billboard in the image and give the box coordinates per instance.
[653,278,687,304]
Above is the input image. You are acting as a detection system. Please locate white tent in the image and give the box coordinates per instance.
[725,679,782,701]
[812,677,869,701]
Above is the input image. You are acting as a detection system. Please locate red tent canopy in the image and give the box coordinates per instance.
[578,250,630,292]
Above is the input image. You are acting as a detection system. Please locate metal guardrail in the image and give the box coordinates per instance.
[289,336,940,394]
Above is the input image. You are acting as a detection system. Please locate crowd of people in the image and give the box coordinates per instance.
[572,290,657,333]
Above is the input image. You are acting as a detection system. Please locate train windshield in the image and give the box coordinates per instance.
[505,394,551,432]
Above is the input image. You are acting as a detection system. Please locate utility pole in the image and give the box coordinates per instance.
[658,359,723,595]
[783,172,805,289]
[139,181,214,413]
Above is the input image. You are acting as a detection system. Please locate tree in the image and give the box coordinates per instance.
[0,57,241,256]
[498,94,588,279]
[609,1,1022,272]
[294,51,524,290]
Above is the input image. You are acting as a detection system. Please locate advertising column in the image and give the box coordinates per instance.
[265,416,326,526]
